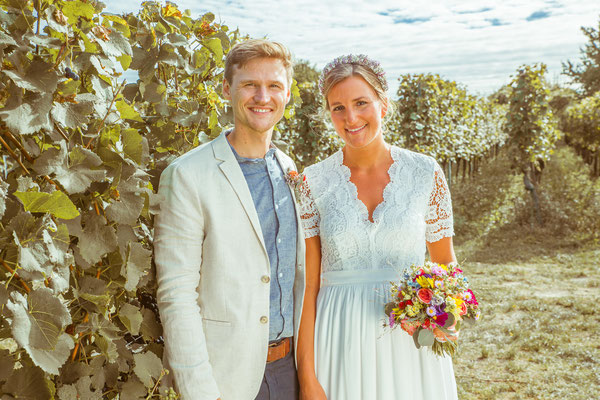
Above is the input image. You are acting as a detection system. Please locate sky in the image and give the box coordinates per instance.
[103,0,600,95]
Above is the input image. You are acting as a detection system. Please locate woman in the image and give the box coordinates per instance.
[296,55,458,400]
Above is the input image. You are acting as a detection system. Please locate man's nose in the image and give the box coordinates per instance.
[253,86,269,103]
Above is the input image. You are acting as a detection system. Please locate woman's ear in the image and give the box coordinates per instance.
[381,102,388,118]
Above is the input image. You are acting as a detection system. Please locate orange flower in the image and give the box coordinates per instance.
[417,288,433,304]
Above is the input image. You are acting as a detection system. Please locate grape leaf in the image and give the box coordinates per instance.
[15,221,72,294]
[3,59,59,94]
[0,92,53,135]
[0,180,8,218]
[96,29,132,58]
[33,143,106,195]
[7,290,73,374]
[105,176,145,225]
[122,242,151,292]
[0,349,14,381]
[76,276,112,315]
[118,303,142,336]
[140,308,161,341]
[116,100,143,122]
[61,0,95,25]
[203,37,222,60]
[2,365,54,400]
[76,212,118,264]
[57,376,102,400]
[51,95,95,129]
[14,190,79,220]
[120,375,147,399]
[133,351,162,388]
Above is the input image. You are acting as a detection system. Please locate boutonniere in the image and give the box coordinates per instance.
[285,169,309,199]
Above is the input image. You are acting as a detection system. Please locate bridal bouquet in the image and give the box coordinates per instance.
[384,261,480,357]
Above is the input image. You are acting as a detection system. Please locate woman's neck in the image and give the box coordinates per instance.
[342,136,390,170]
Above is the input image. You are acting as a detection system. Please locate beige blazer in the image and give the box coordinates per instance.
[154,132,306,400]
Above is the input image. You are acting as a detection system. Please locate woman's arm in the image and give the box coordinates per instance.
[297,236,327,399]
[426,236,457,265]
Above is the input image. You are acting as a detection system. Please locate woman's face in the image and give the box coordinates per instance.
[327,75,386,150]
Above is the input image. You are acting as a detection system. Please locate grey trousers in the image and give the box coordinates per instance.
[254,349,299,400]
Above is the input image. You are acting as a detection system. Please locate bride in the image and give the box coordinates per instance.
[296,55,458,400]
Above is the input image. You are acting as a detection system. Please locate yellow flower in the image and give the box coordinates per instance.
[416,276,434,288]
[454,297,464,308]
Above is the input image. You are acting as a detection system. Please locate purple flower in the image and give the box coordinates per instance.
[426,306,437,317]
[389,312,395,328]
[434,303,446,315]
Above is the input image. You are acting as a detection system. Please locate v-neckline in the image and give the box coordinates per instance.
[338,147,398,225]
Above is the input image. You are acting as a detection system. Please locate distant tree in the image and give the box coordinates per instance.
[559,92,600,175]
[392,73,506,186]
[504,64,560,225]
[563,18,600,96]
[277,60,340,169]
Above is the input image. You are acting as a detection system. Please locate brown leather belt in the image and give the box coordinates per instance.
[267,337,291,363]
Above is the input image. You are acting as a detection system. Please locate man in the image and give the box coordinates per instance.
[154,39,306,400]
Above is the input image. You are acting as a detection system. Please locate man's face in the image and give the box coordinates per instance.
[223,57,291,137]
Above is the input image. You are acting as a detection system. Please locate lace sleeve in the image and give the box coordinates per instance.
[425,162,454,242]
[299,177,320,238]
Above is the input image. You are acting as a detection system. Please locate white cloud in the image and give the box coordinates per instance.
[103,0,600,94]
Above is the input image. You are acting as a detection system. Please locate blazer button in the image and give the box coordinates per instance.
[260,316,268,324]
[261,275,270,283]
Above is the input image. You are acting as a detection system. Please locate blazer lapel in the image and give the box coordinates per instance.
[212,132,267,253]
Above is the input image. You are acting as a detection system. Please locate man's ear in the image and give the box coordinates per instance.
[286,89,292,105]
[222,78,232,100]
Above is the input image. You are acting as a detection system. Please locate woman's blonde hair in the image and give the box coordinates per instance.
[224,39,294,85]
[320,62,395,126]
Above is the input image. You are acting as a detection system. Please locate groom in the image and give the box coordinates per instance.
[154,39,306,400]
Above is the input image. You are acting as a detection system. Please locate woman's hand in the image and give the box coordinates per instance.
[300,379,328,400]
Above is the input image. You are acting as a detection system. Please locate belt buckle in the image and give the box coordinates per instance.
[269,338,285,348]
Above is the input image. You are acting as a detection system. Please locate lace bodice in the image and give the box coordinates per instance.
[300,146,454,274]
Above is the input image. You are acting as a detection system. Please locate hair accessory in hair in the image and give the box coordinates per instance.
[318,54,388,95]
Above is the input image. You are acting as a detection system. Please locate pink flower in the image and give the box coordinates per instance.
[464,289,478,305]
[433,312,448,327]
[401,319,418,336]
[417,288,433,304]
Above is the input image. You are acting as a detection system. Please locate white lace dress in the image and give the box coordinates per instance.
[300,146,458,400]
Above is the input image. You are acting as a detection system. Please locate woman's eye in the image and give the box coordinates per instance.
[357,100,368,106]
[332,105,344,112]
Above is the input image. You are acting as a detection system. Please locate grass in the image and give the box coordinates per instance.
[452,230,600,399]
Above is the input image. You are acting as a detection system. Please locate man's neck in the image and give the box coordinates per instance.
[227,127,273,159]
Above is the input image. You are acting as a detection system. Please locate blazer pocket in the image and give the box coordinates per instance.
[202,318,232,327]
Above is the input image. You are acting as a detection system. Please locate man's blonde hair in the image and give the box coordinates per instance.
[224,39,294,85]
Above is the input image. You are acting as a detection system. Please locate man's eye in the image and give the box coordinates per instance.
[271,84,282,89]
